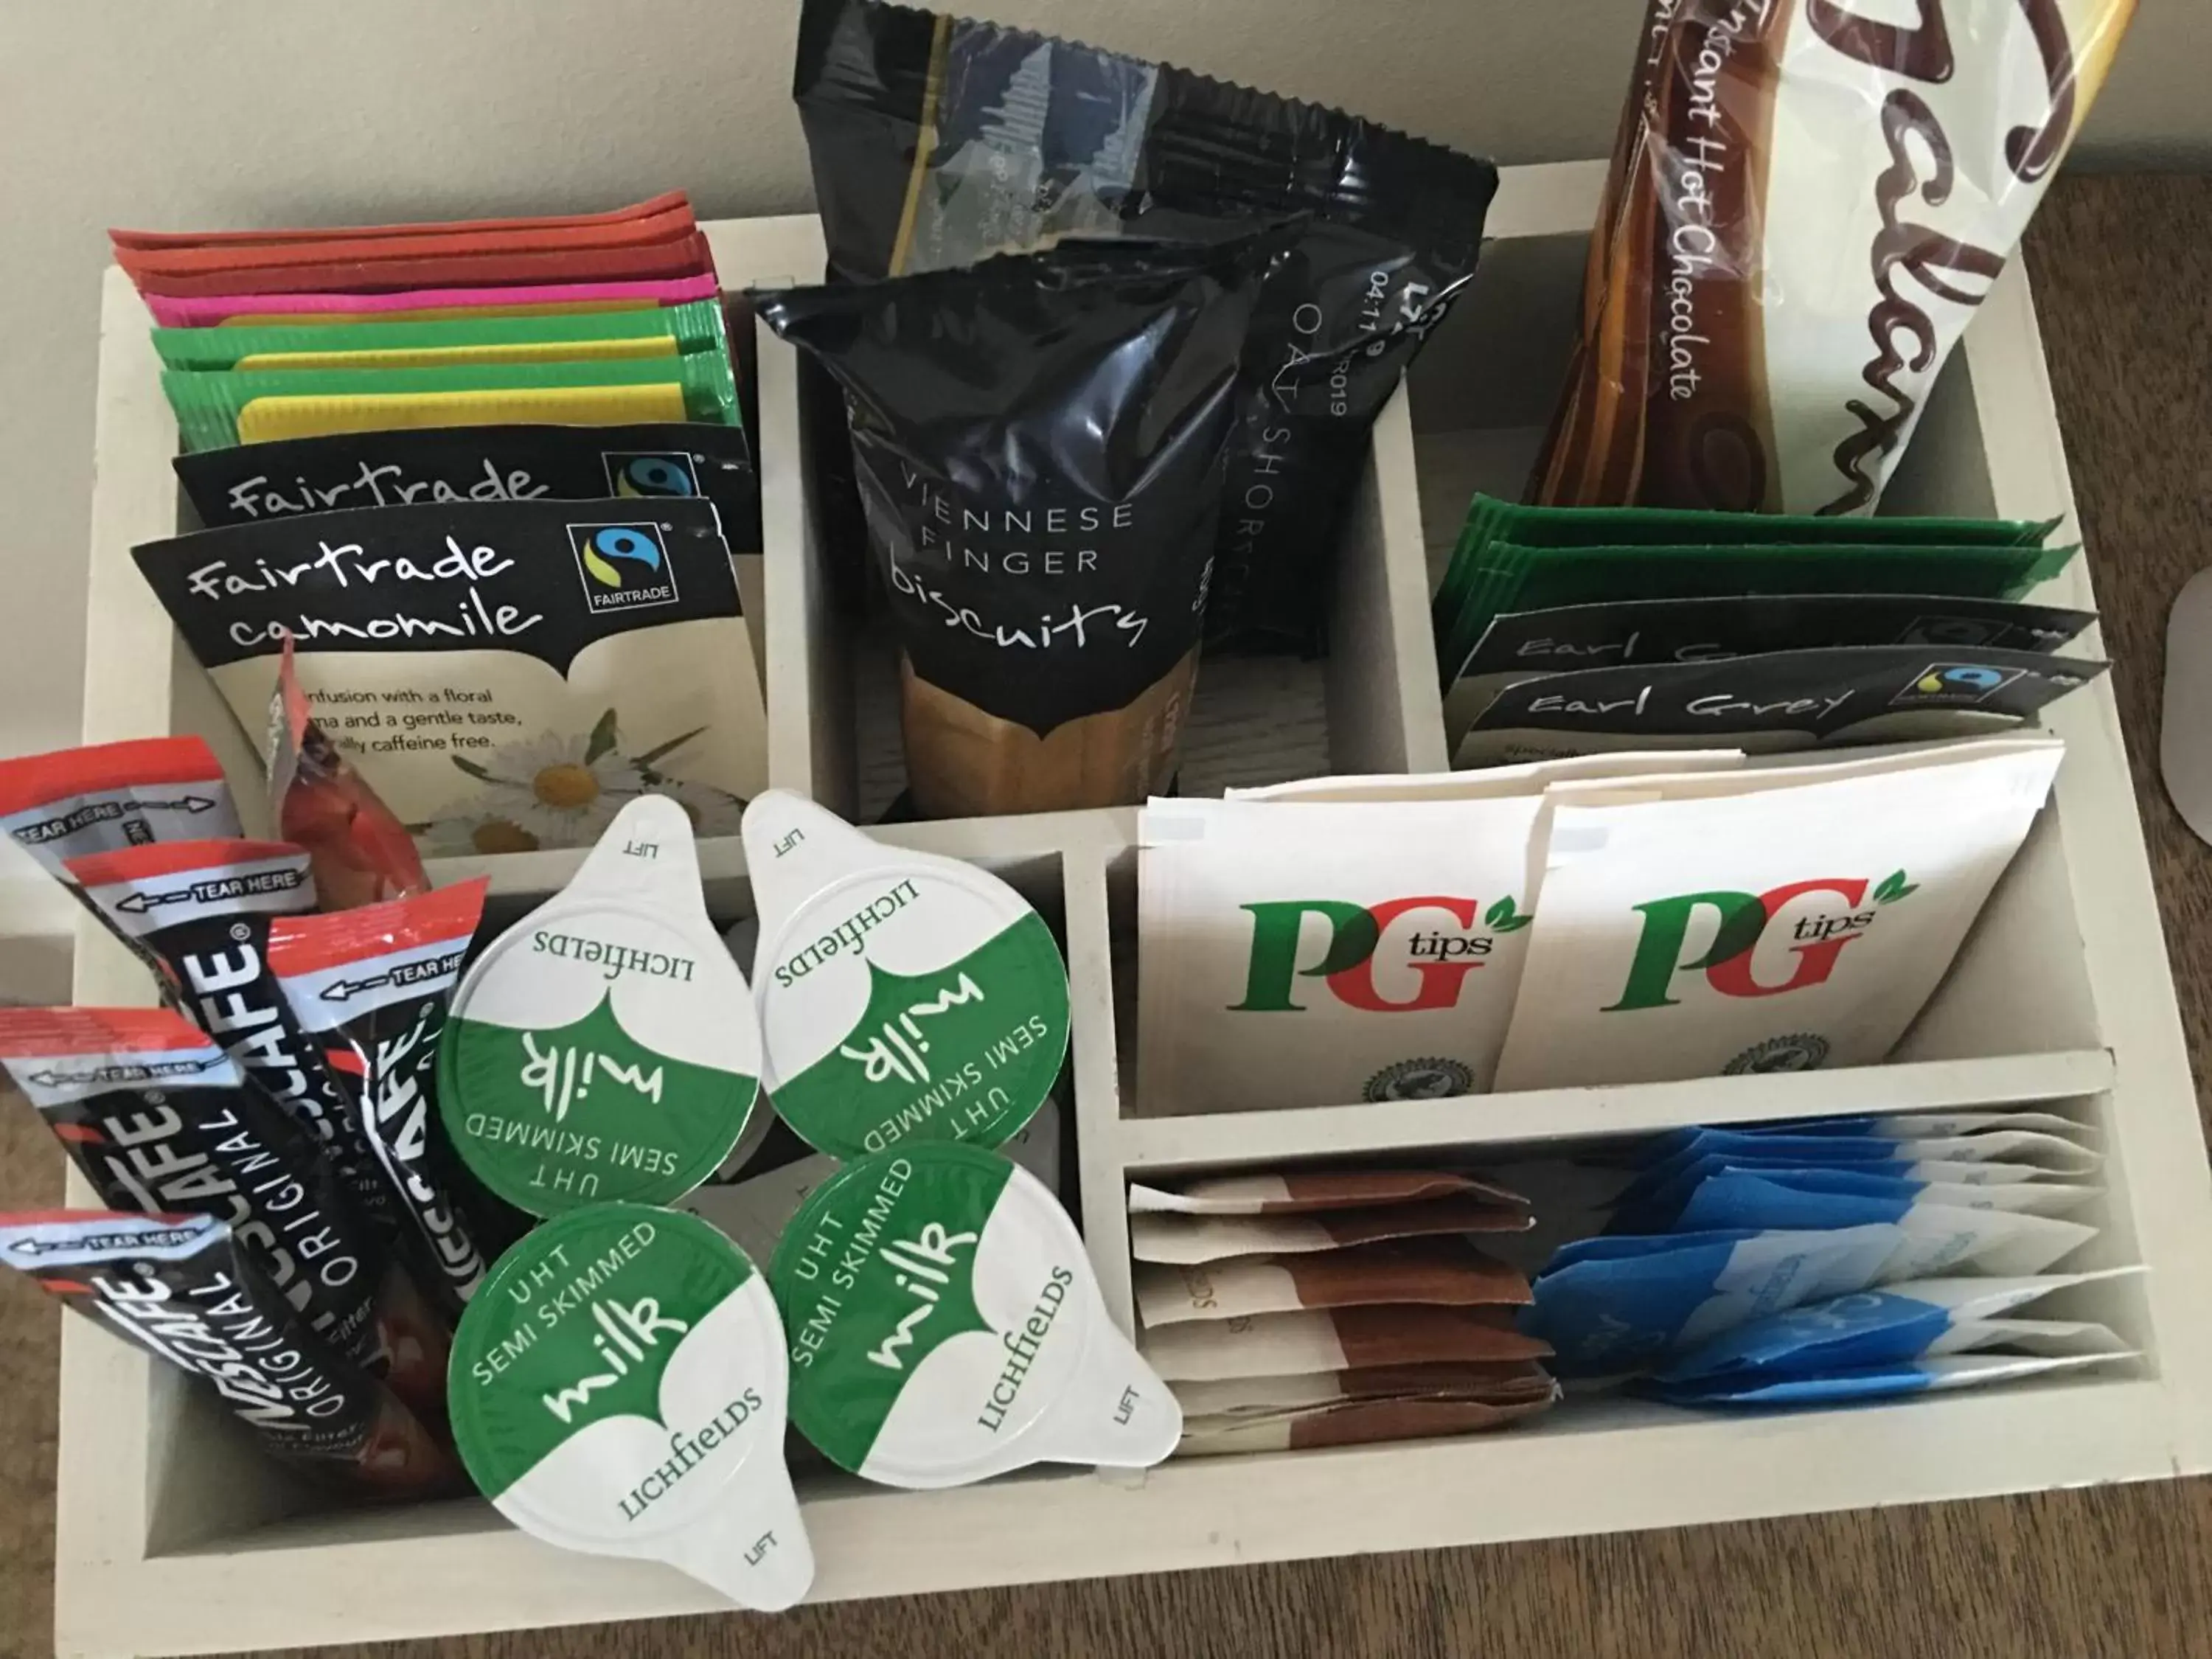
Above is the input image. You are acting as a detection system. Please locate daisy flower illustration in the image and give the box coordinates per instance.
[423,710,716,854]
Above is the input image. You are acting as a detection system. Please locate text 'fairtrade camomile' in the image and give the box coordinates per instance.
[439,794,763,1214]
[450,1203,812,1608]
[770,1141,1179,1489]
[742,791,1070,1160]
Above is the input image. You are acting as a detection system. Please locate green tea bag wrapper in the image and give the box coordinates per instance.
[164,354,741,451]
[153,301,729,372]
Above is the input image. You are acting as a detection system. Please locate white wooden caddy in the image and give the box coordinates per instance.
[58,160,2212,1658]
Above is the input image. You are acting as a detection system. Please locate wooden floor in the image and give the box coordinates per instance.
[4,173,2211,1659]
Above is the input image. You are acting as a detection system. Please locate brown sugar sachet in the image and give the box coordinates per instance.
[1130,1194,1534,1266]
[1178,1393,1557,1455]
[1172,1360,1557,1418]
[1129,1168,1526,1217]
[1143,1304,1551,1382]
[1135,1239,1532,1326]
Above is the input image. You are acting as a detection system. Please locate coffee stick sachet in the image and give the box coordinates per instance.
[0,1211,456,1495]
[0,1007,448,1418]
[1135,1239,1531,1327]
[268,880,501,1316]
[1130,1194,1534,1266]
[0,737,241,877]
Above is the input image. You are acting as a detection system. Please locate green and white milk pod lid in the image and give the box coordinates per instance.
[439,793,763,1215]
[742,790,1070,1161]
[449,1203,813,1609]
[770,1141,1180,1488]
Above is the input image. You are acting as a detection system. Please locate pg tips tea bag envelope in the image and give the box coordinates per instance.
[1493,742,2064,1090]
[1138,794,1547,1112]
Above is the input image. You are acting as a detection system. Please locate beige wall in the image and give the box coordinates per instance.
[0,0,2205,970]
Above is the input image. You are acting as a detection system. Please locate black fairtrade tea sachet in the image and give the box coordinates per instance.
[1447,591,2098,743]
[173,422,755,529]
[131,497,765,858]
[0,1211,456,1495]
[1455,645,2110,768]
[754,230,1287,818]
[793,0,1498,655]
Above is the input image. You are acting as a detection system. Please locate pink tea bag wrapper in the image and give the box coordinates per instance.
[145,273,723,328]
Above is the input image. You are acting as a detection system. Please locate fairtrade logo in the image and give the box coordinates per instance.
[602,451,701,499]
[1231,895,1530,1015]
[568,523,680,615]
[1605,870,1918,1013]
[1891,661,2026,707]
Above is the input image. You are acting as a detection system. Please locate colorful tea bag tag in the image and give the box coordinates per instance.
[450,1205,812,1609]
[439,795,762,1214]
[743,792,1069,1160]
[771,1143,1178,1489]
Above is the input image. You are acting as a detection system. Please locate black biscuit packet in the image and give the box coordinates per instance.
[0,1211,456,1496]
[1455,644,2110,768]
[131,497,765,858]
[755,231,1286,818]
[0,1005,450,1424]
[793,0,1498,655]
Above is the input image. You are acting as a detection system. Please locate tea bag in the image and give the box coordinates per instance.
[1171,1360,1557,1417]
[145,272,720,328]
[771,1144,1179,1488]
[1222,749,1746,804]
[450,1203,813,1609]
[153,301,728,372]
[162,354,739,449]
[1138,791,1546,1113]
[133,498,764,856]
[1127,1168,1505,1216]
[1492,742,2064,1089]
[1130,1194,1533,1266]
[1453,646,2106,769]
[1178,1393,1557,1455]
[1135,1240,1531,1326]
[1144,1304,1551,1382]
[1447,592,2096,738]
[1618,1167,2101,1234]
[438,796,764,1215]
[742,791,1070,1160]
[1646,1348,2133,1407]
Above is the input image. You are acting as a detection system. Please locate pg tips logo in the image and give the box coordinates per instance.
[1604,869,1919,1012]
[1229,894,1532,1015]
